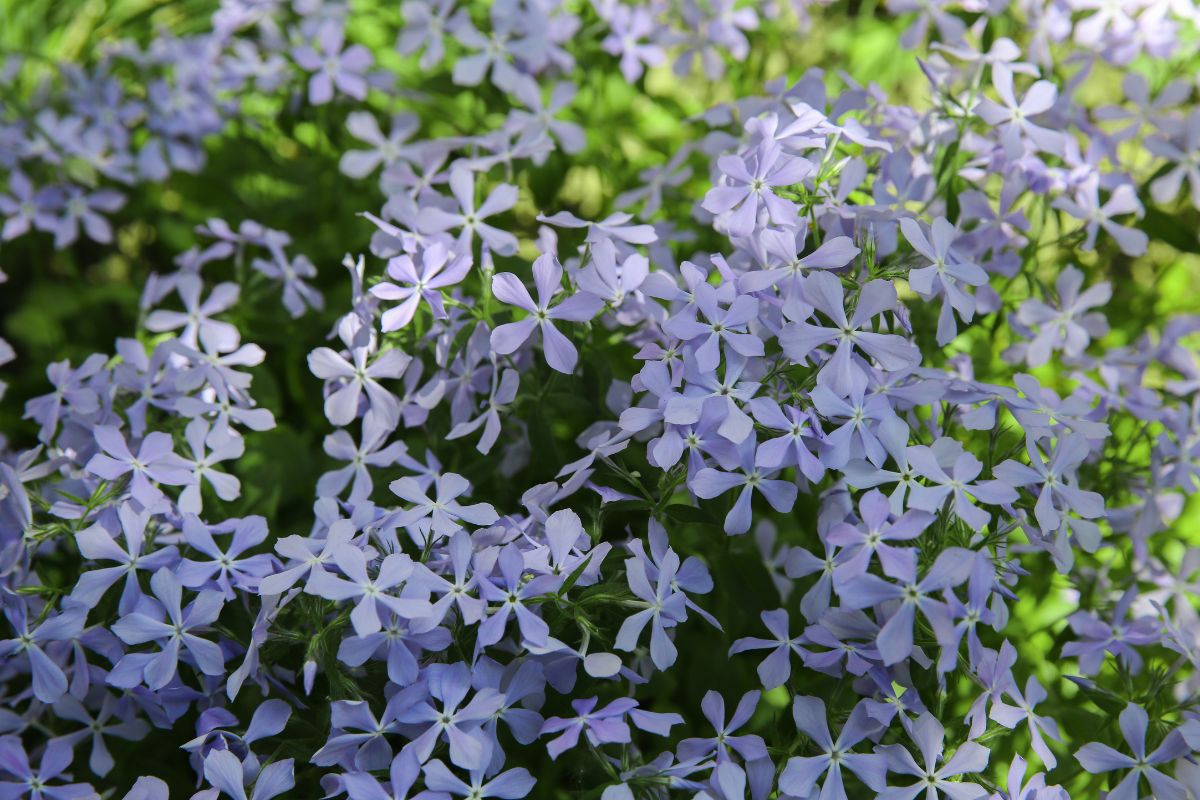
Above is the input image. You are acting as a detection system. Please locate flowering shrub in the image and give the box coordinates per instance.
[3,0,1200,798]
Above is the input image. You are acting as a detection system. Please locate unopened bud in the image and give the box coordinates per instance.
[303,660,318,695]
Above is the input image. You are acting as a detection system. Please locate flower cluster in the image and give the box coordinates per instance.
[3,0,1200,799]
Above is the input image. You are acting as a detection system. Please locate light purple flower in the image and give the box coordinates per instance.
[70,503,179,612]
[308,345,409,428]
[994,756,1067,800]
[1147,109,1200,209]
[293,22,373,105]
[0,602,84,703]
[419,167,519,256]
[24,354,107,443]
[826,489,932,583]
[312,699,403,771]
[702,139,810,237]
[177,515,275,599]
[169,337,266,404]
[1010,265,1110,367]
[779,698,887,800]
[575,237,649,309]
[989,675,1061,769]
[507,81,586,161]
[371,241,471,331]
[413,529,486,627]
[340,750,422,800]
[780,272,919,395]
[1075,704,1188,800]
[446,365,520,455]
[749,398,825,484]
[122,776,169,800]
[907,441,1018,530]
[1061,587,1160,675]
[317,419,410,501]
[601,5,665,82]
[899,216,989,346]
[144,274,240,352]
[810,382,896,470]
[308,546,429,637]
[477,543,554,648]
[450,9,527,92]
[540,697,637,760]
[389,472,498,537]
[490,253,604,374]
[0,170,56,241]
[0,736,97,800]
[85,425,194,507]
[109,567,226,690]
[875,712,989,800]
[52,693,150,777]
[398,0,456,68]
[928,552,997,672]
[535,210,656,245]
[728,609,806,689]
[178,418,244,514]
[677,690,767,763]
[422,752,535,799]
[664,284,763,373]
[839,547,975,665]
[199,750,294,800]
[340,112,419,179]
[259,519,355,597]
[251,251,324,318]
[396,664,503,770]
[615,547,687,669]
[691,435,798,535]
[48,186,125,248]
[993,433,1105,533]
[742,229,860,297]
[1053,177,1148,256]
[888,0,967,47]
[975,65,1065,157]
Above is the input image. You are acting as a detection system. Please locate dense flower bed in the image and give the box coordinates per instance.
[2,0,1200,798]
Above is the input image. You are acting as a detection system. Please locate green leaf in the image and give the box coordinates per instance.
[1141,206,1200,254]
[662,502,717,526]
[557,553,593,598]
[1071,679,1127,716]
